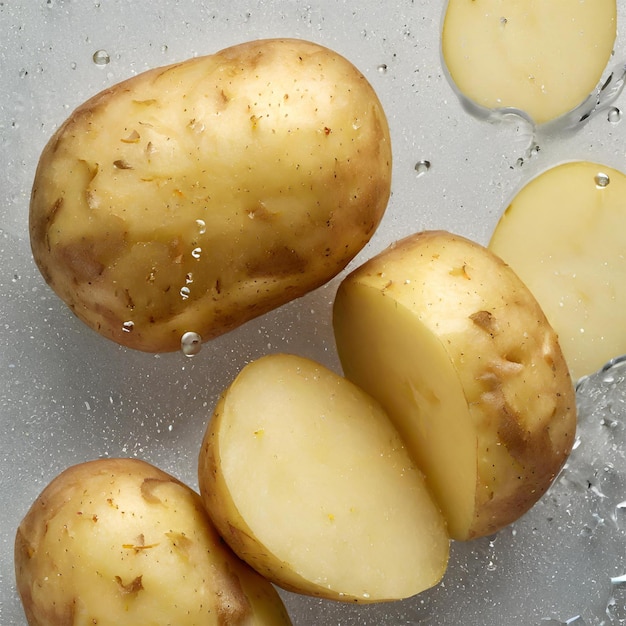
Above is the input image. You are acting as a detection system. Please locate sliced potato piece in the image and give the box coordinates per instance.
[333,230,577,540]
[441,0,617,124]
[489,161,626,381]
[15,458,292,625]
[198,353,449,603]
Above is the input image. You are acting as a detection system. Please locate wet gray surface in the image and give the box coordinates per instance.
[2,1,626,624]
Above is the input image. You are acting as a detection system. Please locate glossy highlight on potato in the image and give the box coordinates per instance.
[30,38,392,352]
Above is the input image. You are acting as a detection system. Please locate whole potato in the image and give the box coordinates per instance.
[333,230,577,540]
[14,458,292,625]
[30,38,392,352]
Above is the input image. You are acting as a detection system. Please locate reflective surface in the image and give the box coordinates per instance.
[2,1,626,624]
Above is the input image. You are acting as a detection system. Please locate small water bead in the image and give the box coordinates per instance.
[181,331,202,357]
[414,160,431,177]
[122,321,134,333]
[195,219,206,234]
[92,50,110,66]
[191,247,202,259]
[377,63,388,74]
[595,172,610,188]
[180,286,191,299]
[608,107,622,124]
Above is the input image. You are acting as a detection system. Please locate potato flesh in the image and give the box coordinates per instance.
[441,0,617,124]
[198,354,449,603]
[489,161,626,381]
[30,38,391,352]
[333,231,577,540]
[14,458,292,626]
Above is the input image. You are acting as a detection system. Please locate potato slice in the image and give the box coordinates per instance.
[15,458,292,626]
[441,0,617,124]
[333,230,576,540]
[489,161,626,381]
[198,353,449,603]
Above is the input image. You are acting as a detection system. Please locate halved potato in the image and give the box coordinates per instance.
[489,161,626,381]
[15,458,292,625]
[333,230,577,540]
[441,0,617,124]
[198,353,449,603]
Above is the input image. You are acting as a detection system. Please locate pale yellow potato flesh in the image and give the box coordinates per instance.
[489,161,626,381]
[441,0,617,125]
[198,353,449,603]
[15,458,292,626]
[30,38,391,352]
[333,230,577,540]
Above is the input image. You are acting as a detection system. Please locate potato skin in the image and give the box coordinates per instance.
[14,458,292,626]
[30,38,392,352]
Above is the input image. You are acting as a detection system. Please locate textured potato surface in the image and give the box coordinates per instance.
[333,230,577,540]
[198,353,449,603]
[441,0,617,124]
[30,38,391,352]
[14,458,292,626]
[490,161,626,381]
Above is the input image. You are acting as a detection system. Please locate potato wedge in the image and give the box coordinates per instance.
[15,458,292,625]
[198,353,449,603]
[489,161,626,381]
[30,38,391,352]
[333,230,577,540]
[441,0,617,125]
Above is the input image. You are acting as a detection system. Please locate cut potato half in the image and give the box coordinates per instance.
[441,0,617,124]
[333,230,577,540]
[489,161,626,381]
[198,353,449,603]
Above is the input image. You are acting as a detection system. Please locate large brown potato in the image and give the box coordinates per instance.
[30,38,391,352]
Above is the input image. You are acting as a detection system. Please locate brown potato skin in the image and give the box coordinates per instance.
[29,38,392,352]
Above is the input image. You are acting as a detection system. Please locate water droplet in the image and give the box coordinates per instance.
[122,321,134,333]
[18,68,28,78]
[195,219,206,234]
[92,49,110,66]
[181,331,202,357]
[608,107,622,123]
[377,63,388,74]
[70,61,77,70]
[161,44,169,54]
[595,172,610,188]
[180,286,190,300]
[185,273,193,284]
[191,247,202,259]
[415,160,431,177]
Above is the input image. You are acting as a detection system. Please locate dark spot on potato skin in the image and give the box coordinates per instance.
[246,245,308,278]
[115,574,144,595]
[469,309,497,335]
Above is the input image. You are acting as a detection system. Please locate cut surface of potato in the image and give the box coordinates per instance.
[15,458,292,626]
[333,230,577,540]
[441,0,617,124]
[489,161,626,381]
[30,38,391,352]
[198,353,449,603]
